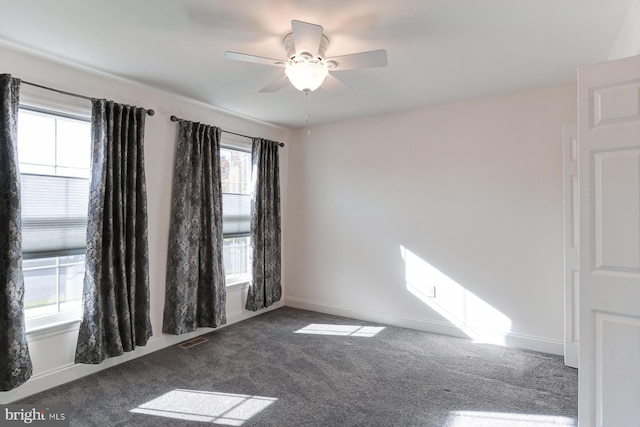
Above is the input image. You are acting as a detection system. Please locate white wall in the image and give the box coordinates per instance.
[0,34,583,402]
[0,42,289,403]
[284,84,576,354]
[609,0,640,60]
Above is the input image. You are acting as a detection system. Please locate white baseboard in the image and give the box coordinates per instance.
[285,296,564,356]
[4,295,562,403]
[1,301,283,404]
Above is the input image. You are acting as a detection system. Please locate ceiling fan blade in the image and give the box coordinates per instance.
[259,75,289,93]
[291,20,324,57]
[321,73,352,96]
[326,49,388,70]
[224,51,284,67]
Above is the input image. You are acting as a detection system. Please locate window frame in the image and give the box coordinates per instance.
[17,86,92,332]
[220,133,252,287]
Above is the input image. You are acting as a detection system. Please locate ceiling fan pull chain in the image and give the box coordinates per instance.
[305,90,311,128]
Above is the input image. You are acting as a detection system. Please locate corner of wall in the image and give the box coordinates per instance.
[608,0,640,60]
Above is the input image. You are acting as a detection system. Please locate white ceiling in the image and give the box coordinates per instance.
[0,0,632,128]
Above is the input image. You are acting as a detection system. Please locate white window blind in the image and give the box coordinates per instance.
[20,173,89,259]
[222,192,251,237]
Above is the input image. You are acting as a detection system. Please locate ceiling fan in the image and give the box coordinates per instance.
[224,20,388,94]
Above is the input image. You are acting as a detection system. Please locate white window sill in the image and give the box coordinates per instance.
[226,278,250,289]
[24,280,250,339]
[26,317,81,340]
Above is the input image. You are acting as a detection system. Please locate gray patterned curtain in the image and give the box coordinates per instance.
[0,74,32,390]
[75,99,152,364]
[246,138,281,311]
[163,120,226,334]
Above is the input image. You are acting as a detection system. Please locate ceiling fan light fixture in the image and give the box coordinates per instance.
[225,20,388,96]
[285,61,328,92]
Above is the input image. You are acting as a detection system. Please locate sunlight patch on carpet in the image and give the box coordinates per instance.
[295,324,385,337]
[446,410,576,426]
[130,389,277,426]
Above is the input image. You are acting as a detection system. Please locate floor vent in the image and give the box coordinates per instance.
[179,337,209,349]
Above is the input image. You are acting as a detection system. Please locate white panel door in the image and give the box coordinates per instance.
[578,54,640,427]
[563,124,579,369]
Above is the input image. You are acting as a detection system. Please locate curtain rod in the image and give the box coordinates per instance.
[169,115,285,147]
[21,80,155,116]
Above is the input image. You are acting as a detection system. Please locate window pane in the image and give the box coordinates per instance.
[230,150,251,194]
[23,265,58,319]
[56,166,90,178]
[23,257,57,269]
[23,255,85,320]
[233,240,249,274]
[224,237,251,281]
[60,254,86,265]
[17,110,56,167]
[221,149,231,193]
[56,118,91,172]
[223,243,233,274]
[19,164,56,175]
[59,260,84,310]
[221,148,251,195]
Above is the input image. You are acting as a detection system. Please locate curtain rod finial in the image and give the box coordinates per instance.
[170,115,179,122]
[147,109,155,116]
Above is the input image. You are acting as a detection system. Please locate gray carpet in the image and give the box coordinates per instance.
[18,307,578,426]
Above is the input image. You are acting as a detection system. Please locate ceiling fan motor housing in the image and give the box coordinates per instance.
[284,32,329,63]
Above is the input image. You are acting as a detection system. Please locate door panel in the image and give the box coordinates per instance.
[595,313,640,425]
[591,80,640,128]
[594,149,640,273]
[578,54,640,427]
[563,124,579,368]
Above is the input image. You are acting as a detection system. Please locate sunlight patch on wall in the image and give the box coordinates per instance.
[446,410,576,426]
[295,324,385,337]
[130,389,277,426]
[400,246,512,345]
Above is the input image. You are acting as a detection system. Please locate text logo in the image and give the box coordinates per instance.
[1,405,68,426]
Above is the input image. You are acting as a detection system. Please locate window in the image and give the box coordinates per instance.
[17,107,91,329]
[221,144,252,285]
